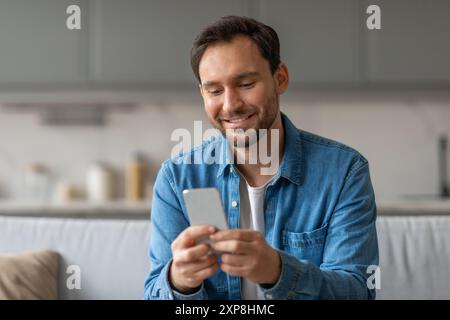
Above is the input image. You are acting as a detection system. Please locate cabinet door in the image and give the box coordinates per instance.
[258,0,361,86]
[364,0,450,83]
[91,0,251,87]
[0,0,89,86]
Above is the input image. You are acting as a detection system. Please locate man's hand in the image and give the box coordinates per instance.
[169,225,219,293]
[210,229,281,285]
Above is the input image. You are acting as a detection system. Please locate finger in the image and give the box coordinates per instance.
[182,254,218,275]
[175,243,211,263]
[210,240,251,254]
[210,229,261,242]
[220,263,247,277]
[220,253,248,267]
[174,252,217,270]
[188,261,220,283]
[174,225,216,249]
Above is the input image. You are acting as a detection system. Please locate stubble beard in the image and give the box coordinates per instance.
[209,91,279,149]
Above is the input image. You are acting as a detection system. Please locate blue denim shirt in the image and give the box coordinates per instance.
[144,113,378,300]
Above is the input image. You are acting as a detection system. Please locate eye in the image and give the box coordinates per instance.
[208,89,223,96]
[239,82,255,88]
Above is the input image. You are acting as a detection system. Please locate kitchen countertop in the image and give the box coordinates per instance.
[376,198,450,215]
[0,197,449,218]
[0,200,151,219]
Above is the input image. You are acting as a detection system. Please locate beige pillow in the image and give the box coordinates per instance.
[0,249,59,300]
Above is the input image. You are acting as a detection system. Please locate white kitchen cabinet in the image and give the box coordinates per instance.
[0,0,89,86]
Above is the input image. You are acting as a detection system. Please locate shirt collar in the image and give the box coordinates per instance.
[278,112,302,185]
[216,112,303,185]
[216,134,233,178]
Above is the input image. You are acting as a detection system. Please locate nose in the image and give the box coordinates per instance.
[222,87,244,114]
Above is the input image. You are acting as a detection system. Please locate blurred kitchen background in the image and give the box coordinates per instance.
[0,0,449,217]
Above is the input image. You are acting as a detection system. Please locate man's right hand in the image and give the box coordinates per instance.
[169,225,219,293]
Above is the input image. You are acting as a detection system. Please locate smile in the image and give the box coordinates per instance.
[227,116,251,123]
[223,113,254,124]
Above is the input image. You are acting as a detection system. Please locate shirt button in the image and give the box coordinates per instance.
[265,294,273,300]
[230,166,234,173]
[231,201,238,208]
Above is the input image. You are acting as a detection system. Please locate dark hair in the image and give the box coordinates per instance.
[190,16,281,83]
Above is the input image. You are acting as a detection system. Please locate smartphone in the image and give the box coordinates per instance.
[182,188,228,230]
[182,188,228,246]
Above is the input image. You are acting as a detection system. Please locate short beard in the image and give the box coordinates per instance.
[224,94,279,149]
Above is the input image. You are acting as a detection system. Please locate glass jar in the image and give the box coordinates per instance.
[23,163,51,203]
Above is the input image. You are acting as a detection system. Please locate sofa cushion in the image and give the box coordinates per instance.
[0,249,59,300]
[376,215,450,299]
[0,216,151,299]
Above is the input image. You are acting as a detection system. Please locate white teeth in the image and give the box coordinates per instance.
[227,115,250,123]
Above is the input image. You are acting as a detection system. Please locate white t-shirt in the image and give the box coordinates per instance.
[238,171,273,300]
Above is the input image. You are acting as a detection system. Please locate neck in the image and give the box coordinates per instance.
[232,113,284,187]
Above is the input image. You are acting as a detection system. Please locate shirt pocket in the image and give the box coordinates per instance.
[281,224,328,266]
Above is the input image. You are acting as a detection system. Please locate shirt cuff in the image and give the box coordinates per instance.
[164,259,207,300]
[258,250,302,299]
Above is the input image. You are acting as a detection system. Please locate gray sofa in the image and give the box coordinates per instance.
[0,215,449,299]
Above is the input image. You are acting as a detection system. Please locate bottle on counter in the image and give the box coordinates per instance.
[125,152,147,202]
[86,162,114,202]
[54,181,80,203]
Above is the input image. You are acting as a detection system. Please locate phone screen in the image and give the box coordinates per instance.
[182,188,228,230]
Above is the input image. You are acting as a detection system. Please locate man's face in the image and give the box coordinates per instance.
[198,35,286,147]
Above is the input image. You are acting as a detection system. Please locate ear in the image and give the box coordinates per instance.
[199,83,205,99]
[274,63,289,95]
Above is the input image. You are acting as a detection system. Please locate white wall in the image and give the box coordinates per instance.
[0,91,449,201]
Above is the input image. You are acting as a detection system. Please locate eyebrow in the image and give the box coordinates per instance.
[202,71,260,87]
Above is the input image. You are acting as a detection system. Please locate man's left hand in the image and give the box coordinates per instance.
[209,229,281,285]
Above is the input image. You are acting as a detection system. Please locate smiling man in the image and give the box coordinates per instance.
[144,16,379,300]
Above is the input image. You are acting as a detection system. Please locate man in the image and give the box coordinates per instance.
[144,16,378,300]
